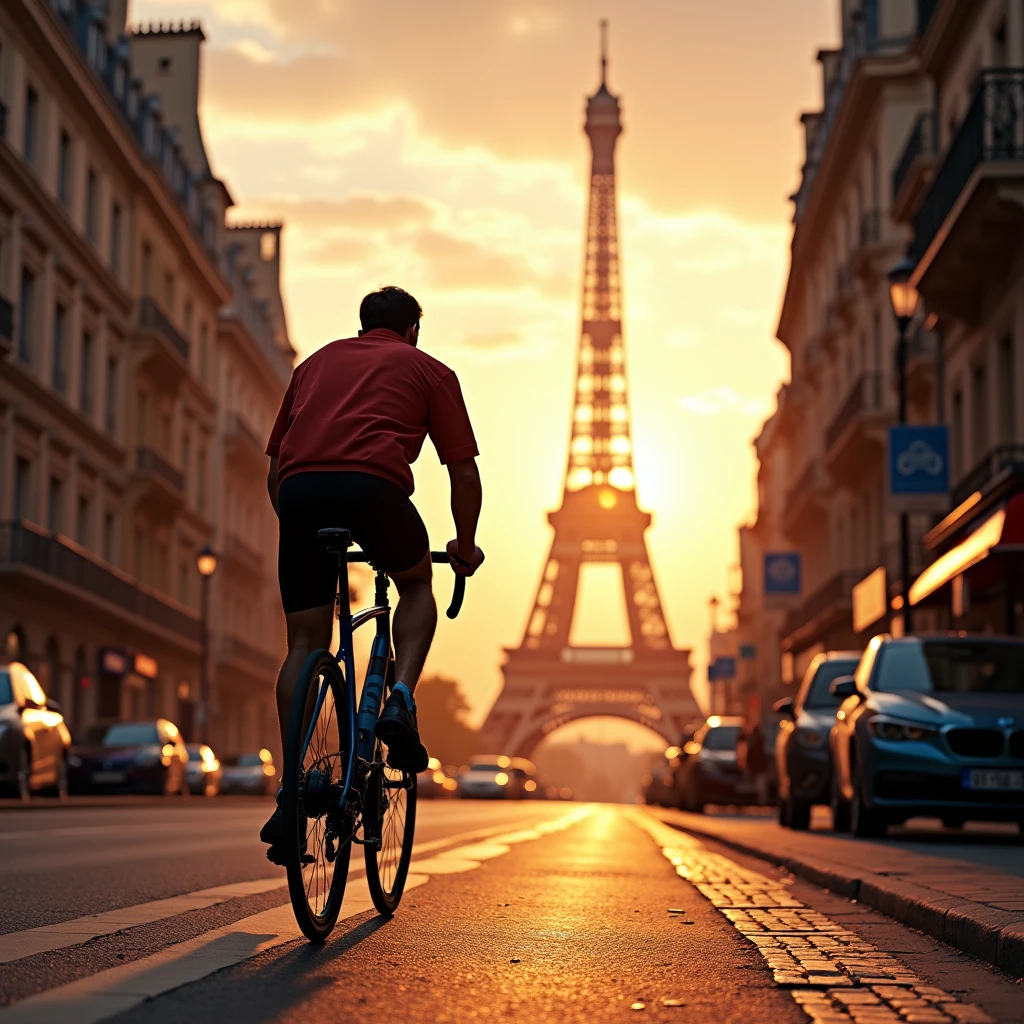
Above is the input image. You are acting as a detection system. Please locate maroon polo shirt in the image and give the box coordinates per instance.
[266,329,478,495]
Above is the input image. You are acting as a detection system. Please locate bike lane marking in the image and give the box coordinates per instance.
[0,806,594,1023]
[0,809,574,966]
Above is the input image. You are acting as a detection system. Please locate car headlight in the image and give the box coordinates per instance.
[795,727,825,747]
[867,717,938,742]
[68,755,82,768]
[133,744,162,766]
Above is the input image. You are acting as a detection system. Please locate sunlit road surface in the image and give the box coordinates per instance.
[0,804,1021,1023]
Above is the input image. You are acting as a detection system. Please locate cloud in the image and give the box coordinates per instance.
[228,38,276,63]
[460,329,526,350]
[308,237,381,267]
[231,193,436,232]
[678,387,772,417]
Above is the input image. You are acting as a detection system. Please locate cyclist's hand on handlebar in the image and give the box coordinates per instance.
[446,539,485,576]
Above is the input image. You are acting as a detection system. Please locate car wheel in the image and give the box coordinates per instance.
[788,798,811,831]
[830,773,851,833]
[850,762,885,839]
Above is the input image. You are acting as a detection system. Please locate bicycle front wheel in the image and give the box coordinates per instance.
[283,651,352,942]
[364,679,417,914]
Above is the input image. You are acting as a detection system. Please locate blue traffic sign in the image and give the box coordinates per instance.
[709,656,736,682]
[889,425,949,511]
[764,552,801,597]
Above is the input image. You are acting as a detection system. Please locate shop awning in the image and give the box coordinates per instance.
[909,494,1024,606]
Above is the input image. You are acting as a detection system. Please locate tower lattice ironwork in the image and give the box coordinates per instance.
[480,26,696,758]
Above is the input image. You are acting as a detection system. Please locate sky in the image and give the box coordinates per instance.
[134,0,838,735]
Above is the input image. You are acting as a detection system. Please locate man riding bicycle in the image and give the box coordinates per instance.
[260,286,484,857]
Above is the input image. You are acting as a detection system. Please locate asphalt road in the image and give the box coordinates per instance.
[0,801,1020,1024]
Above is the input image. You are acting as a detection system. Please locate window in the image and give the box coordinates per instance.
[85,168,98,242]
[993,20,1007,67]
[199,322,208,378]
[13,457,31,520]
[178,559,189,604]
[57,130,72,208]
[182,433,191,494]
[197,448,207,512]
[76,494,90,546]
[18,268,35,364]
[47,476,63,533]
[160,412,171,452]
[52,303,67,394]
[103,512,115,563]
[158,56,172,74]
[183,299,193,342]
[260,231,276,261]
[137,390,148,443]
[997,335,1015,443]
[110,202,122,272]
[971,362,988,459]
[951,388,964,479]
[133,527,144,578]
[164,272,175,311]
[105,355,118,435]
[80,331,94,414]
[23,87,38,166]
[141,242,152,295]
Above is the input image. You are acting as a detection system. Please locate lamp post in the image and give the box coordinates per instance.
[708,596,721,713]
[196,544,218,743]
[887,256,920,635]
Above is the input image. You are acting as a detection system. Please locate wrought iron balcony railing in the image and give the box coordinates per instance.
[138,298,189,362]
[0,520,201,644]
[951,444,1024,508]
[892,113,935,205]
[913,69,1024,261]
[135,446,184,493]
[826,373,883,452]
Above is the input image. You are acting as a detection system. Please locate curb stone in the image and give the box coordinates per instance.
[658,815,1024,979]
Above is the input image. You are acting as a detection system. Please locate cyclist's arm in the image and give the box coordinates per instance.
[267,456,280,518]
[447,457,482,566]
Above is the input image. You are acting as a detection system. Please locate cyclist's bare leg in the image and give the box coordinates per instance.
[388,552,436,691]
[275,604,334,750]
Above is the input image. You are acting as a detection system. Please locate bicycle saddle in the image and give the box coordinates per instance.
[318,528,352,553]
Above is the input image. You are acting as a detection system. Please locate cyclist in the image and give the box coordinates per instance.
[259,286,484,856]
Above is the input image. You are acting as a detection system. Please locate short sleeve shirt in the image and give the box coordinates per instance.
[267,329,478,495]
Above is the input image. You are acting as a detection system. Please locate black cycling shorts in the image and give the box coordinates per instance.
[277,471,429,613]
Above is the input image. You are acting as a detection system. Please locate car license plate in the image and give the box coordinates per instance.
[962,769,1024,792]
[91,770,126,784]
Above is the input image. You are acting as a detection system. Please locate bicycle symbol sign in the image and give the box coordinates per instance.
[888,426,949,510]
[764,552,801,596]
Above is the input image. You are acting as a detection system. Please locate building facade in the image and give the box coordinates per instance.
[0,0,293,759]
[736,0,1024,707]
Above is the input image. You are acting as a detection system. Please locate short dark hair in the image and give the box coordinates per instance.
[359,286,423,335]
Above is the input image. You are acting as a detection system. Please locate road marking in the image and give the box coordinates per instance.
[0,806,592,1023]
[632,811,996,1024]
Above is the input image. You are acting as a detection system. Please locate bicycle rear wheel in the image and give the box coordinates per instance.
[364,681,417,914]
[283,651,352,942]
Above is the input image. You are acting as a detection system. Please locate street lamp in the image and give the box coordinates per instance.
[196,544,217,743]
[887,257,920,634]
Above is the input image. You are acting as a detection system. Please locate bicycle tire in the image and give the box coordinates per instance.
[364,678,417,914]
[283,650,353,942]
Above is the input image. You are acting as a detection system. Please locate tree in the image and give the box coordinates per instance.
[413,675,480,768]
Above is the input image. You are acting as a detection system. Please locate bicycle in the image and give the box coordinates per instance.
[281,527,467,942]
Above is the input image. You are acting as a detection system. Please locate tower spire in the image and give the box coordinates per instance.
[600,19,608,87]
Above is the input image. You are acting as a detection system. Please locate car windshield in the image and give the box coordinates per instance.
[876,641,1024,695]
[702,726,741,750]
[82,723,159,746]
[223,755,262,767]
[805,660,860,708]
[0,671,13,706]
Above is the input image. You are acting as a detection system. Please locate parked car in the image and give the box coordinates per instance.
[830,634,1024,838]
[69,719,188,796]
[185,743,222,796]
[458,755,521,799]
[417,757,458,798]
[774,650,862,829]
[508,757,541,797]
[0,661,72,799]
[642,748,681,807]
[219,749,277,795]
[672,717,753,812]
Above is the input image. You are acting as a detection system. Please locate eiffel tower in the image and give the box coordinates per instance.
[480,25,696,758]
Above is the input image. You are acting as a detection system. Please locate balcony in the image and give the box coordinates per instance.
[892,113,936,223]
[782,570,865,653]
[0,295,12,354]
[225,413,266,474]
[0,520,201,646]
[950,444,1024,509]
[824,373,889,484]
[135,298,190,385]
[912,70,1024,323]
[849,209,897,282]
[218,635,280,681]
[782,457,828,540]
[132,446,184,515]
